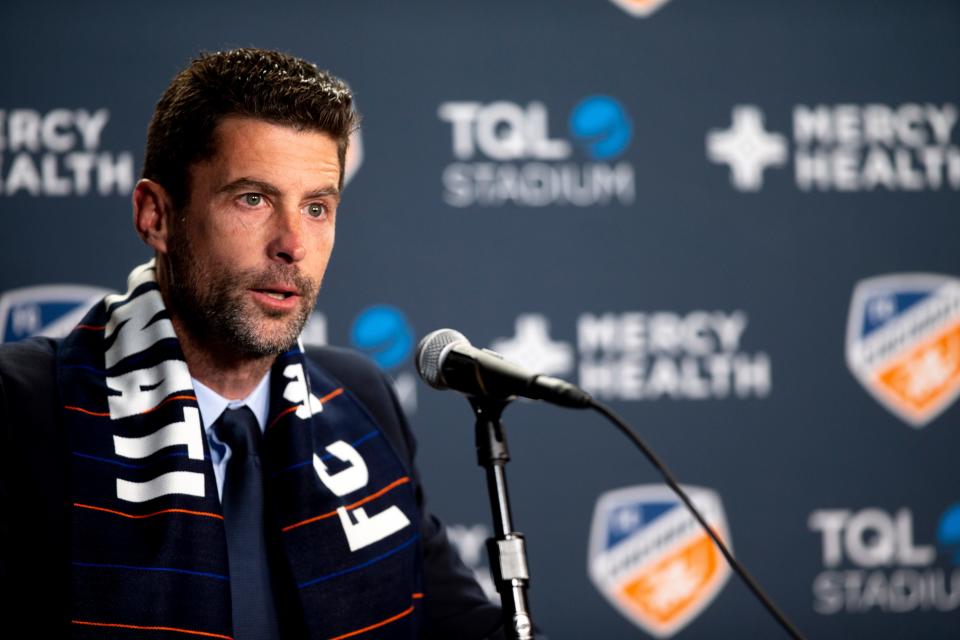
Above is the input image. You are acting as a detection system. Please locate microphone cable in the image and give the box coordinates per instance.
[587,398,805,640]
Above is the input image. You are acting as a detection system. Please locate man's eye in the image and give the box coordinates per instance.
[305,203,327,218]
[243,193,263,206]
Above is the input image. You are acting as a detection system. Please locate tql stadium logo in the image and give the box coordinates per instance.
[438,96,635,207]
[588,485,732,637]
[0,285,114,343]
[845,273,960,428]
[809,503,960,615]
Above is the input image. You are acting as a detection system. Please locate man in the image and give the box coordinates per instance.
[0,48,501,639]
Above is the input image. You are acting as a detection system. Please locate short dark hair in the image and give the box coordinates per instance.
[142,48,359,209]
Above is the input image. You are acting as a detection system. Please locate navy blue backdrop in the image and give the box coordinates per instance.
[2,1,959,637]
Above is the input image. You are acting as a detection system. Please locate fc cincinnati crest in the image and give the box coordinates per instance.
[609,0,673,18]
[343,128,363,186]
[587,485,732,638]
[845,273,960,428]
[0,284,114,343]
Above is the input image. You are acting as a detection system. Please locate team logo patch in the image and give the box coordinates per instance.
[609,0,673,18]
[343,128,363,186]
[845,273,960,428]
[587,485,732,638]
[0,284,114,343]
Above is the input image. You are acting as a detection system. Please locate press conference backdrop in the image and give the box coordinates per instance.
[2,0,958,637]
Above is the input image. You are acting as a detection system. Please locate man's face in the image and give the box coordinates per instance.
[163,116,340,357]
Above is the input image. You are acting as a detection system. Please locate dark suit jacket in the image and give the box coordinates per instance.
[0,337,503,638]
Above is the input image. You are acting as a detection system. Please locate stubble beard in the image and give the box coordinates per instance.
[164,229,320,358]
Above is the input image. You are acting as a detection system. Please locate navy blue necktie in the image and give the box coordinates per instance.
[214,406,281,640]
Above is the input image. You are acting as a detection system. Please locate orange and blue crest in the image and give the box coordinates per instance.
[587,485,732,638]
[846,273,960,428]
[0,284,114,344]
[608,0,673,18]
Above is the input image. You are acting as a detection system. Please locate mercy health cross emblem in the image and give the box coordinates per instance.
[587,485,732,638]
[846,273,960,428]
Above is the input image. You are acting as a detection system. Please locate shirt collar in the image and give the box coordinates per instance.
[192,371,272,435]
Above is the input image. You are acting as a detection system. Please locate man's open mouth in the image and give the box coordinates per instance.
[254,288,297,300]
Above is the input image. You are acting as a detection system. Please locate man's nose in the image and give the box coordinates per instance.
[267,207,306,264]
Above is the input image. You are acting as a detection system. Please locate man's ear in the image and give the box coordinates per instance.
[133,179,175,254]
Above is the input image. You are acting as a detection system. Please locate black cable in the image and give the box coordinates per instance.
[588,399,805,640]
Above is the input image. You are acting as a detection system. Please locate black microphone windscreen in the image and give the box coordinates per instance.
[415,328,468,389]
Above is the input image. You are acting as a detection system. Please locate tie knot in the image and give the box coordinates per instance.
[214,405,261,460]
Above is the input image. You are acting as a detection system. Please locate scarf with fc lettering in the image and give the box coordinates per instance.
[57,261,423,639]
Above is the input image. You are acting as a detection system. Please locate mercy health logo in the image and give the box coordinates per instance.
[845,273,960,428]
[0,285,115,343]
[438,96,635,207]
[809,504,960,615]
[0,109,134,197]
[707,103,960,192]
[491,312,770,401]
[588,485,732,637]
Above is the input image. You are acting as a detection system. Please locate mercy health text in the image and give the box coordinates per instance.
[0,109,134,197]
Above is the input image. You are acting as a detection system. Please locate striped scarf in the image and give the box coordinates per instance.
[57,261,423,639]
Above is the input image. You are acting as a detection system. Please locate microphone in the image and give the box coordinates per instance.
[415,328,592,408]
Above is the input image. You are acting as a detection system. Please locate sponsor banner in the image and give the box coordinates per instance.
[808,504,960,615]
[588,484,732,637]
[0,108,135,197]
[0,284,115,343]
[845,273,960,427]
[707,103,960,192]
[438,96,636,207]
[491,312,771,401]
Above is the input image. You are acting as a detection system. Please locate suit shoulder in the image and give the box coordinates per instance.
[0,337,70,633]
[303,345,415,464]
[0,337,58,395]
[304,345,386,391]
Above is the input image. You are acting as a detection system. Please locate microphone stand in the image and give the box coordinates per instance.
[468,396,535,640]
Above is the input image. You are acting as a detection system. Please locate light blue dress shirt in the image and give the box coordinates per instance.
[192,372,271,500]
